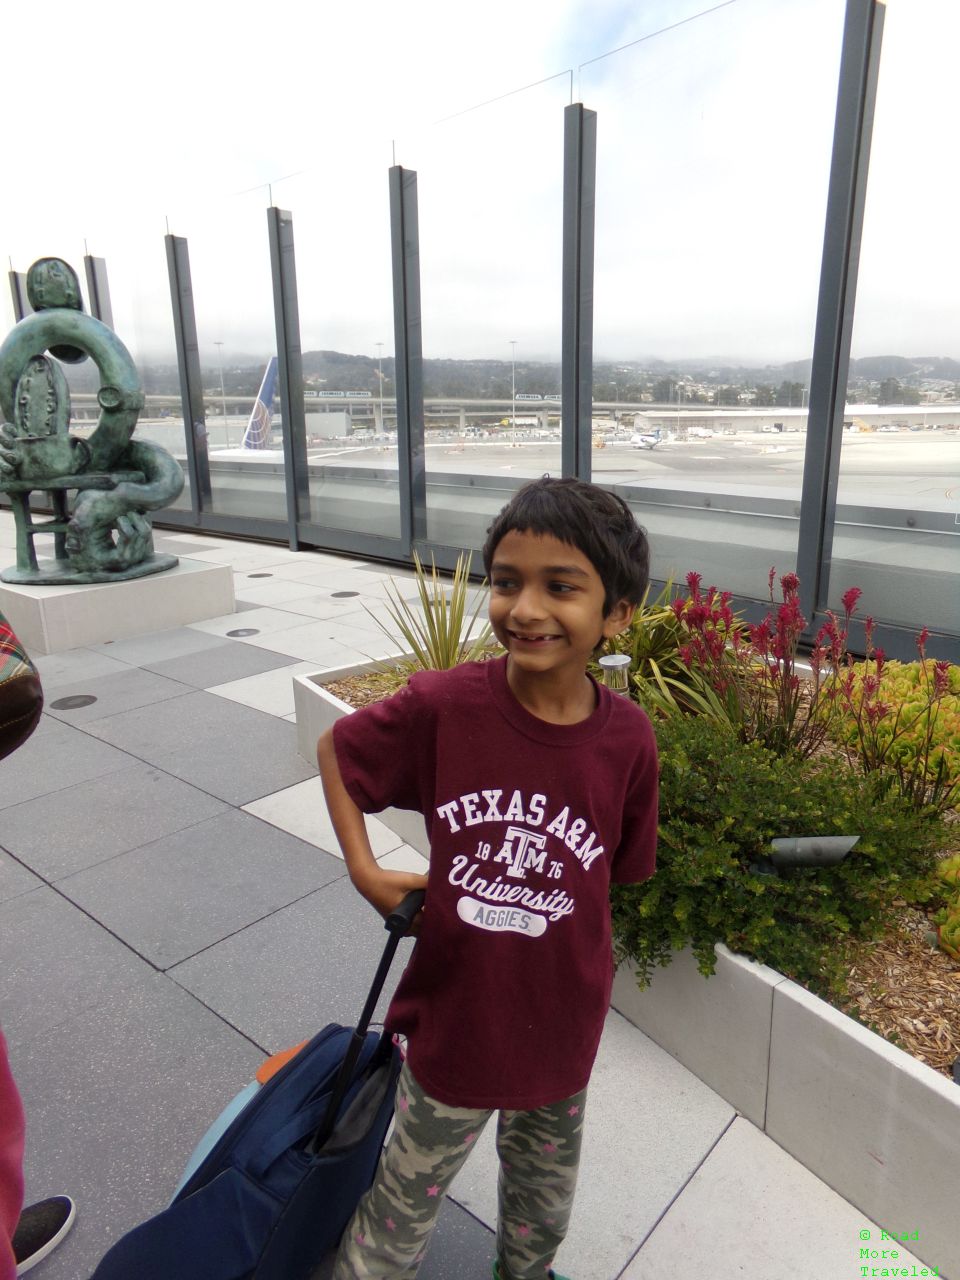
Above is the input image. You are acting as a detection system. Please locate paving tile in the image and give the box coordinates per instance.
[279,568,393,594]
[142,638,300,689]
[377,845,430,875]
[0,762,229,879]
[10,972,264,1280]
[0,885,155,1051]
[90,625,227,667]
[42,666,192,725]
[311,1198,495,1280]
[620,1116,929,1280]
[58,808,346,968]
[264,555,380,582]
[186,605,323,638]
[241,776,403,857]
[207,661,325,717]
[168,876,414,1051]
[0,716,132,810]
[81,691,317,804]
[0,847,44,902]
[32,648,134,687]
[229,625,369,666]
[450,1010,734,1279]
[239,618,402,664]
[264,593,388,622]
[235,578,338,607]
[417,1201,496,1280]
[151,536,213,555]
[186,547,304,569]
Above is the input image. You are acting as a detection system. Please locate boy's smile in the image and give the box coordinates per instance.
[488,529,633,711]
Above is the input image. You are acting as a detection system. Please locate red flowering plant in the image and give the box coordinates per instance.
[834,617,960,816]
[668,568,854,758]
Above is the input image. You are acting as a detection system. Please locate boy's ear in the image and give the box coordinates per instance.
[602,600,636,638]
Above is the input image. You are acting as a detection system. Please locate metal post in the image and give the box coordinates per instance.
[267,205,311,551]
[83,255,114,329]
[389,165,427,550]
[165,234,211,515]
[8,271,30,322]
[510,339,517,434]
[213,341,228,434]
[796,0,885,627]
[375,341,384,432]
[561,102,597,480]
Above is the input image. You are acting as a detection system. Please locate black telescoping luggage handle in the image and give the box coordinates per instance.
[312,889,425,1151]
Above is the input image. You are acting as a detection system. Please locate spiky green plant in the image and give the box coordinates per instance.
[604,581,737,722]
[365,551,494,673]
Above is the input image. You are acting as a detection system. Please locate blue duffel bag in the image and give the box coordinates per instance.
[90,892,423,1280]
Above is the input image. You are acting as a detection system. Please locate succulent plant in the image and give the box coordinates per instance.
[936,908,960,962]
[936,853,960,887]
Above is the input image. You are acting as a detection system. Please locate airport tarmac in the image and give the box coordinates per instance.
[300,428,959,514]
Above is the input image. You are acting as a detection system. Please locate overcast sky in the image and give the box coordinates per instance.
[2,0,955,367]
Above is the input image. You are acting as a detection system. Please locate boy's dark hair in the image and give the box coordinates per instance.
[482,476,650,614]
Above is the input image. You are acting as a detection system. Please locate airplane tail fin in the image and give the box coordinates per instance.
[242,357,278,450]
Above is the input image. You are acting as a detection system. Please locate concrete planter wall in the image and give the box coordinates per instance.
[293,661,429,856]
[296,661,959,1278]
[612,946,960,1280]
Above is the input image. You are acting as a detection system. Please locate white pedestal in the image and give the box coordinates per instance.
[0,558,235,655]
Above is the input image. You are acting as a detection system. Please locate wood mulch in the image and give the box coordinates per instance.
[324,669,960,1081]
[839,903,960,1079]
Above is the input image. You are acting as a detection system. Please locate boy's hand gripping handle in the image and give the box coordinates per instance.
[385,889,426,936]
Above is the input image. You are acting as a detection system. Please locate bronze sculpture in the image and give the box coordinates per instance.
[0,258,184,583]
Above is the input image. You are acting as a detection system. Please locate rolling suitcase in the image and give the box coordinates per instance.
[91,890,424,1280]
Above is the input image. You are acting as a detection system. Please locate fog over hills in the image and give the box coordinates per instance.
[64,350,960,400]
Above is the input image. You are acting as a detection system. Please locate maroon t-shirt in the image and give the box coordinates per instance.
[332,655,658,1109]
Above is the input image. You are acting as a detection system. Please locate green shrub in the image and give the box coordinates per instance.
[610,714,946,997]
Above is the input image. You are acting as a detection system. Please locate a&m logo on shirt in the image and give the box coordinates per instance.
[434,788,607,938]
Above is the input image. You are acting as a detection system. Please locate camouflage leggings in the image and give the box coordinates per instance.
[331,1059,587,1279]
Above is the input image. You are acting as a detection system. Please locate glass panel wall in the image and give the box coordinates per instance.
[168,188,284,524]
[585,0,844,599]
[397,77,568,552]
[272,154,401,543]
[96,221,192,514]
[831,0,959,639]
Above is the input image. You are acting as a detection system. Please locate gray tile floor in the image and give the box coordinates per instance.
[0,515,940,1280]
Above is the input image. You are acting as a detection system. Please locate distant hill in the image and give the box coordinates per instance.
[121,347,958,399]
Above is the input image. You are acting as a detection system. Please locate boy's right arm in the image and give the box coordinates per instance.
[317,727,428,923]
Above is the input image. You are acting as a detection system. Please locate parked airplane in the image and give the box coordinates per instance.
[242,357,278,450]
[629,428,662,450]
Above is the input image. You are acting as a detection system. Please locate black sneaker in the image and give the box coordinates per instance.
[12,1196,76,1275]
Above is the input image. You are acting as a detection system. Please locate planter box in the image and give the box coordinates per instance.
[293,660,430,857]
[612,945,960,1280]
[296,659,959,1278]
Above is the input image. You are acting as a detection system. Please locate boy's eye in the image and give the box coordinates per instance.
[492,577,516,591]
[549,582,575,594]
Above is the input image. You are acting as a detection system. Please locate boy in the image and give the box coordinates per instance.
[318,477,658,1280]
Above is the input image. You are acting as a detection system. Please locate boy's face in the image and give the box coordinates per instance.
[488,529,634,681]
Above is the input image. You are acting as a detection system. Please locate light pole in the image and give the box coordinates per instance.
[214,341,228,435]
[612,381,618,422]
[509,340,517,432]
[375,342,384,433]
